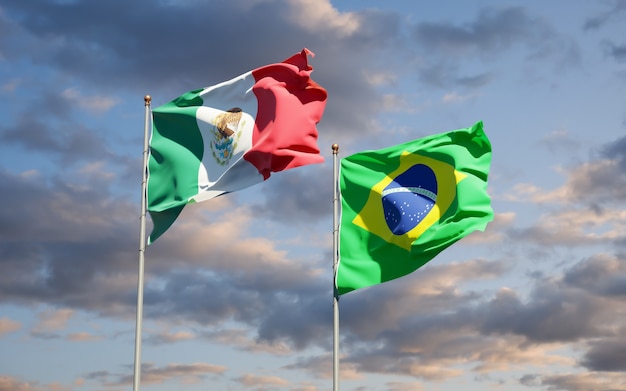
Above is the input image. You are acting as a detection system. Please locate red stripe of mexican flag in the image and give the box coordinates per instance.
[147,49,327,244]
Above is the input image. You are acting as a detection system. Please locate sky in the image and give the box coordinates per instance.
[1,0,626,390]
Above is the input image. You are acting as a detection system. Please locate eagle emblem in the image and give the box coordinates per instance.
[210,108,244,166]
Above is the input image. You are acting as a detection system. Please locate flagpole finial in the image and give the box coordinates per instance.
[144,95,151,105]
[332,144,339,154]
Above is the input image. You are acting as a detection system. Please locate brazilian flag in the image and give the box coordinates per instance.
[336,121,493,295]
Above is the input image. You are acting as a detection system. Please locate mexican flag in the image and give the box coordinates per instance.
[147,49,327,243]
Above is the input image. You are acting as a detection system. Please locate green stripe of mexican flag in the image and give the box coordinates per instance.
[147,49,327,243]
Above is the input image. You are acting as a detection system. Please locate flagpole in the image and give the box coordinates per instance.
[133,94,151,391]
[332,143,340,391]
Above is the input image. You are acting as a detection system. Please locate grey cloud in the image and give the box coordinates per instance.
[602,135,626,170]
[0,169,139,312]
[1,0,406,144]
[410,6,580,88]
[0,162,335,348]
[412,7,534,54]
[538,131,582,154]
[337,259,506,339]
[29,331,62,340]
[582,338,626,371]
[538,373,626,391]
[252,166,333,223]
[480,282,606,343]
[564,254,626,297]
[583,0,626,30]
[1,114,110,164]
[87,362,226,387]
[138,259,500,358]
[518,137,626,207]
[604,42,626,62]
[568,163,626,206]
[586,1,626,70]
[416,64,495,89]
[0,170,132,242]
[0,79,123,166]
[141,268,331,350]
[506,225,594,248]
[327,255,626,382]
[4,148,625,377]
[519,374,540,387]
[456,73,493,88]
[3,3,391,106]
[256,293,332,350]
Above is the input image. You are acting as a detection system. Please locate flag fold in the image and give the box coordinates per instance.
[336,121,493,295]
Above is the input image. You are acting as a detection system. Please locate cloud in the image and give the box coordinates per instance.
[66,332,103,342]
[286,0,360,37]
[386,381,425,391]
[235,373,289,387]
[140,363,226,385]
[1,0,396,142]
[0,168,141,313]
[554,160,626,203]
[284,353,363,381]
[0,317,21,336]
[466,212,515,244]
[581,338,626,371]
[601,135,626,170]
[410,6,580,88]
[0,161,335,351]
[507,133,626,207]
[412,7,535,54]
[441,91,477,103]
[33,308,74,332]
[251,165,333,223]
[88,362,227,387]
[61,88,118,113]
[536,372,626,391]
[1,78,20,92]
[538,129,582,153]
[603,42,626,62]
[310,253,626,383]
[0,107,113,165]
[146,330,196,345]
[0,376,44,391]
[479,283,608,343]
[562,253,626,301]
[201,328,292,355]
[0,158,324,345]
[583,0,626,30]
[510,207,626,247]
